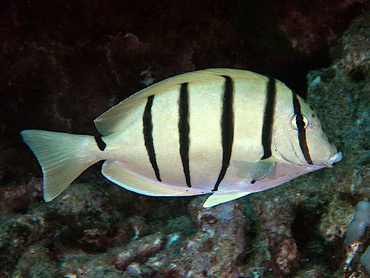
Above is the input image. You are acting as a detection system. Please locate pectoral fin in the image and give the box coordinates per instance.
[233,156,278,181]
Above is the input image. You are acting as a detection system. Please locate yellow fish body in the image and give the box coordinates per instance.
[21,68,342,207]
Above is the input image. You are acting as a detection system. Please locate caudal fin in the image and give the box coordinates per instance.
[20,130,99,202]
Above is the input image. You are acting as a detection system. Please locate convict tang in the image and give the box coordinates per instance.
[21,68,343,208]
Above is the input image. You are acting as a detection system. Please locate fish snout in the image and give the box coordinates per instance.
[326,151,343,165]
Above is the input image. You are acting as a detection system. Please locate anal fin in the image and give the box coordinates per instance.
[102,161,203,197]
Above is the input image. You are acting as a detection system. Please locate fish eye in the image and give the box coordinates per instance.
[291,114,309,129]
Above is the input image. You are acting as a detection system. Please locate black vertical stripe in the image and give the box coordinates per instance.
[292,92,313,165]
[178,83,191,187]
[261,77,276,159]
[212,75,234,192]
[143,95,162,181]
[94,136,106,151]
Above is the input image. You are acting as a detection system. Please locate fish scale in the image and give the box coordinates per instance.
[20,68,343,208]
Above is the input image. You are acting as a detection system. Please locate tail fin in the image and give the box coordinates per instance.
[20,130,100,202]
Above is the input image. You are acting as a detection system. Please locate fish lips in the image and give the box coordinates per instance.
[328,151,343,164]
[326,151,343,167]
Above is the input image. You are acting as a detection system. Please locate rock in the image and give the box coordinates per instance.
[11,243,58,278]
[157,197,246,277]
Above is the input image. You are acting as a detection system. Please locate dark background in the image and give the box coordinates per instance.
[0,0,367,185]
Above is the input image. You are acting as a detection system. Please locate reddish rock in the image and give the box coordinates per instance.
[157,197,246,277]
[109,232,167,270]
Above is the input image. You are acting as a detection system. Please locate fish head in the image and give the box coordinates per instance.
[274,96,342,168]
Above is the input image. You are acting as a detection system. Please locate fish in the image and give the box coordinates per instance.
[20,68,343,208]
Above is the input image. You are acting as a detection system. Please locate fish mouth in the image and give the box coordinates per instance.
[326,152,343,165]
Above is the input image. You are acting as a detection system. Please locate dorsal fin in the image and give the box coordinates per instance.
[93,68,264,135]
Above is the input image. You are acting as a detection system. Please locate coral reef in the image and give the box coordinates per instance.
[305,11,370,277]
[2,185,246,277]
[341,201,370,276]
[0,1,369,277]
[157,198,246,277]
[236,195,299,277]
